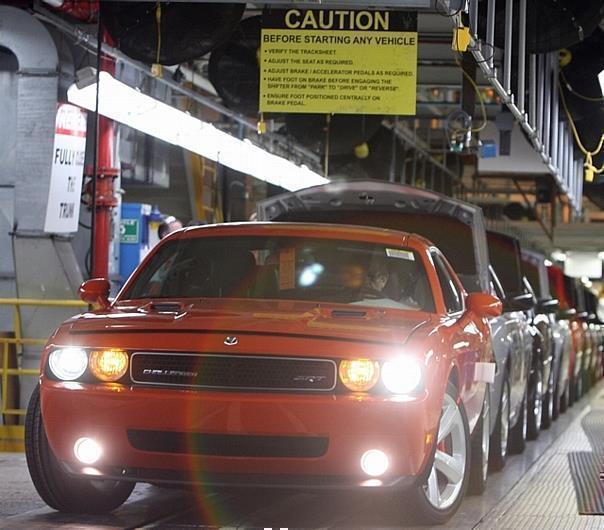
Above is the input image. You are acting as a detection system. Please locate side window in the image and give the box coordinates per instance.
[432,253,464,314]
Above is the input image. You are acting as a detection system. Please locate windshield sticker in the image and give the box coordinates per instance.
[386,248,415,261]
[279,247,296,290]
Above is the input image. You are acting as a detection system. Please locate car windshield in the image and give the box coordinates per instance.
[122,235,435,312]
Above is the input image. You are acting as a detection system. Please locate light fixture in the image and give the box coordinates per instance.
[381,357,423,395]
[544,259,553,267]
[598,252,604,260]
[67,70,328,192]
[599,69,604,98]
[48,348,88,381]
[74,437,102,465]
[360,449,389,477]
[551,250,567,262]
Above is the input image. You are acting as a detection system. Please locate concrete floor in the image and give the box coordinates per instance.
[1,384,604,529]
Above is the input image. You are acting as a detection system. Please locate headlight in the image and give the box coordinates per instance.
[48,348,88,381]
[89,349,129,381]
[339,359,380,392]
[381,357,423,394]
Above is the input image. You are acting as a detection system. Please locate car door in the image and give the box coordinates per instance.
[432,250,484,430]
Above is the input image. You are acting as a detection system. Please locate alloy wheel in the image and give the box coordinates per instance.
[423,393,467,510]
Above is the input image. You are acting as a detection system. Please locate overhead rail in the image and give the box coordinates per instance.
[33,6,322,171]
[441,0,583,214]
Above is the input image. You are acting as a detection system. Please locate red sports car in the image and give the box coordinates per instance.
[26,222,500,524]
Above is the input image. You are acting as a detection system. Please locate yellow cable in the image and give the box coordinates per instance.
[454,54,488,132]
[559,78,604,175]
[560,70,604,103]
[151,2,163,77]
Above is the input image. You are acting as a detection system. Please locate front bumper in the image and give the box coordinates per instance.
[41,380,438,490]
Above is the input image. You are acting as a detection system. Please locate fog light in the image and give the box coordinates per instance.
[74,437,102,464]
[360,449,389,477]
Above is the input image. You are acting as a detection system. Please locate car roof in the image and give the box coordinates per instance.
[172,221,434,249]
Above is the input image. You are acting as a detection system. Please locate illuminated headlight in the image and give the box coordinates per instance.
[381,357,423,394]
[48,348,88,381]
[89,349,129,381]
[339,359,380,392]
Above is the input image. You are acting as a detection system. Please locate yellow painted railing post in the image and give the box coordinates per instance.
[0,298,87,450]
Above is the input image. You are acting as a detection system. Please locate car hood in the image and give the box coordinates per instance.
[256,180,490,293]
[65,299,433,346]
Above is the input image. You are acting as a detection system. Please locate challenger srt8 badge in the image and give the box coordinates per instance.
[293,375,327,384]
[224,336,239,346]
[142,369,199,378]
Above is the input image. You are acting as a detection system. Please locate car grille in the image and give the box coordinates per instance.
[130,353,337,391]
[127,430,329,458]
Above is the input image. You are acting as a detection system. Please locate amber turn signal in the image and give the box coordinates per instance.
[89,349,129,382]
[339,359,380,392]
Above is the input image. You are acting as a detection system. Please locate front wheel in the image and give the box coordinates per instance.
[527,364,543,440]
[508,386,527,454]
[401,382,470,525]
[489,374,510,471]
[25,385,134,514]
[468,386,490,495]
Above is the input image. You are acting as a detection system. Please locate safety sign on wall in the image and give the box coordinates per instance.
[120,219,139,244]
[44,103,87,233]
[260,9,418,115]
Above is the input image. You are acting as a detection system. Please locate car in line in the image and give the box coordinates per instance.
[26,221,501,525]
[521,249,571,422]
[257,180,531,471]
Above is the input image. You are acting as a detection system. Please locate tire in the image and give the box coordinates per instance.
[401,382,470,525]
[508,386,527,454]
[551,380,560,421]
[468,386,490,495]
[541,369,554,429]
[25,385,134,514]
[527,364,544,440]
[560,381,569,413]
[489,374,510,472]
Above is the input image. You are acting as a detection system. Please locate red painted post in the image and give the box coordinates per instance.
[91,32,119,279]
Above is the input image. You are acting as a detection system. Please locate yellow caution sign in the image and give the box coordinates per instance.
[260,9,418,115]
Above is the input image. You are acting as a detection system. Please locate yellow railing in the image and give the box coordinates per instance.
[0,298,87,451]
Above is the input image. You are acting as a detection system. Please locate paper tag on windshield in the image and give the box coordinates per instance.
[386,248,415,260]
[279,248,296,290]
[474,362,496,384]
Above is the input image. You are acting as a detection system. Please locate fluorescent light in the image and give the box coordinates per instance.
[599,69,604,98]
[67,71,327,192]
[598,251,604,260]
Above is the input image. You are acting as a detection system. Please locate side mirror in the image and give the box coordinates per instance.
[557,307,576,320]
[78,278,110,310]
[467,292,502,318]
[537,298,559,314]
[509,292,536,311]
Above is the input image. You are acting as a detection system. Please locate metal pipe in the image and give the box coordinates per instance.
[529,54,537,127]
[557,122,565,173]
[543,54,552,158]
[486,0,496,69]
[469,0,478,39]
[551,54,559,166]
[536,55,545,140]
[504,0,514,94]
[517,0,527,112]
[92,32,119,280]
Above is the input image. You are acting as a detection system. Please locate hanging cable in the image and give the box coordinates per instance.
[151,1,163,77]
[559,79,604,181]
[454,54,488,132]
[560,70,604,103]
